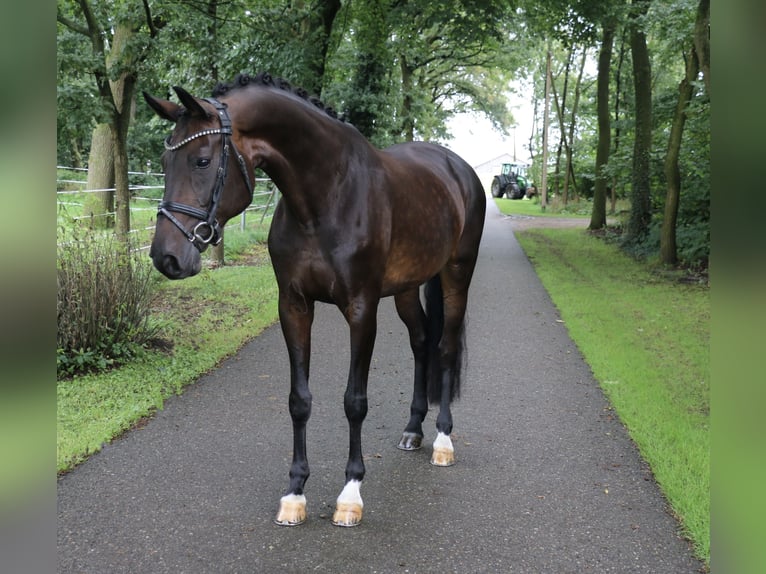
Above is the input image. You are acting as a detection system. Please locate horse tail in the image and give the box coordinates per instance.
[425,274,465,404]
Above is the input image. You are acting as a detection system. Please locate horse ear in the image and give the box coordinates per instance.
[143,92,183,123]
[172,86,209,119]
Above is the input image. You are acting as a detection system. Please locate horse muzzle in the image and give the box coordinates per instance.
[149,241,202,279]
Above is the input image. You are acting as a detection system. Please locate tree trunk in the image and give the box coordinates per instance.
[84,123,115,229]
[528,82,538,166]
[400,56,415,142]
[540,48,552,210]
[610,30,628,215]
[626,0,653,244]
[550,79,565,201]
[295,0,341,96]
[109,22,138,241]
[589,19,616,230]
[113,106,133,240]
[660,30,701,264]
[564,47,587,204]
[694,0,710,97]
[551,48,572,201]
[315,0,341,95]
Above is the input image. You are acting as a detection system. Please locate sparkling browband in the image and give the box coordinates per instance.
[164,128,231,151]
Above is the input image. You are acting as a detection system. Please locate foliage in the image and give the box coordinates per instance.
[57,250,279,472]
[517,228,709,563]
[57,229,158,378]
[516,0,708,265]
[322,0,519,144]
[57,0,710,265]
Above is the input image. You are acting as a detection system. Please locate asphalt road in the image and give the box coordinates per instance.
[57,202,704,573]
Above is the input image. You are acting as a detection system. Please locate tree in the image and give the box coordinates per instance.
[539,46,552,210]
[660,38,699,265]
[549,43,588,204]
[57,0,164,239]
[589,15,617,230]
[326,0,517,145]
[344,0,392,140]
[659,0,707,265]
[84,124,115,228]
[625,0,652,245]
[693,0,709,96]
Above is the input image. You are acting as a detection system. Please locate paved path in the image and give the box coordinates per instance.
[58,203,704,573]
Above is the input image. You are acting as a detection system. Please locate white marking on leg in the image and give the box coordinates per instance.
[433,432,453,451]
[332,480,364,526]
[431,431,456,466]
[336,480,363,508]
[280,493,307,506]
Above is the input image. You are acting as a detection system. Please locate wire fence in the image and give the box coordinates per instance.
[56,166,278,253]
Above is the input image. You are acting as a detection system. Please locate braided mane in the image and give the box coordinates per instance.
[212,72,345,122]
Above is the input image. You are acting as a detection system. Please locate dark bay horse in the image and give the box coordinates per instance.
[143,72,486,527]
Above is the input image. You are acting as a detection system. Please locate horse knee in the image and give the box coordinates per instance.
[344,392,368,424]
[289,389,312,423]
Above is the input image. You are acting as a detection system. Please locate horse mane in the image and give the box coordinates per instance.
[212,72,346,123]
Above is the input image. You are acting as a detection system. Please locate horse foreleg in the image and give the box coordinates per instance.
[332,296,379,527]
[274,294,315,526]
[394,289,428,451]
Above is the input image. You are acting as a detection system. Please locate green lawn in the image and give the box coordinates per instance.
[516,228,709,564]
[495,196,596,218]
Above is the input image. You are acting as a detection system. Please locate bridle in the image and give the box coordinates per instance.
[159,98,253,251]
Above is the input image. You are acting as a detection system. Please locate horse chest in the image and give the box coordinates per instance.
[270,234,385,303]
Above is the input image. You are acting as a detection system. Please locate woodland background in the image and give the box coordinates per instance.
[57,0,709,267]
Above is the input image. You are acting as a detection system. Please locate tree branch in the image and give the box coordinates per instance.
[56,10,89,36]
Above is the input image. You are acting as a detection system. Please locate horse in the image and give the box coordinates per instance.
[143,72,486,527]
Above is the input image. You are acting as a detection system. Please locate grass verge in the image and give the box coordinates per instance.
[57,244,279,473]
[516,228,709,564]
[494,196,619,218]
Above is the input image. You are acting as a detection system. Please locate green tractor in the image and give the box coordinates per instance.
[490,162,536,200]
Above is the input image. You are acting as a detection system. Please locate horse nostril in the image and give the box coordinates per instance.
[152,250,183,279]
[162,254,183,279]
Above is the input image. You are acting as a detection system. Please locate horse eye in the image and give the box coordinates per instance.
[196,158,211,169]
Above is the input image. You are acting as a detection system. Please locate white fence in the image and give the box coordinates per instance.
[56,166,278,252]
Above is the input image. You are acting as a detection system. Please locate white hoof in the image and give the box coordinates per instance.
[332,480,363,527]
[430,432,455,466]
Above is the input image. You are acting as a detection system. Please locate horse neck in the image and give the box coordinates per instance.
[230,89,367,226]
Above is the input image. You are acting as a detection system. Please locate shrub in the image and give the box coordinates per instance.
[57,230,158,379]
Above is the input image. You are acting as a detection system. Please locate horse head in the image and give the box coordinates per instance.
[143,87,254,279]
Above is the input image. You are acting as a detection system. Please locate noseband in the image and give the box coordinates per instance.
[159,98,253,251]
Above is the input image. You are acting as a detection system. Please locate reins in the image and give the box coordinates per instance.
[159,98,253,251]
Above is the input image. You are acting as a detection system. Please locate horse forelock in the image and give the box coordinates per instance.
[211,72,345,122]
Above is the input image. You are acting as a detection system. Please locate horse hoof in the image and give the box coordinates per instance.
[397,431,423,451]
[332,502,363,527]
[274,494,307,526]
[430,432,455,466]
[430,447,455,466]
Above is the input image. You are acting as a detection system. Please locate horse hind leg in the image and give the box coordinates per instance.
[429,269,472,467]
[393,288,429,451]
